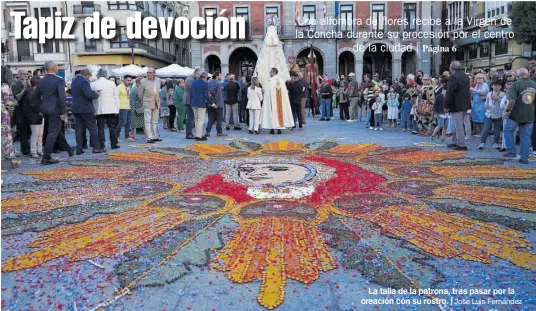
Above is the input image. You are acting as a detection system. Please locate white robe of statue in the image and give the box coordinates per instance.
[261,74,295,129]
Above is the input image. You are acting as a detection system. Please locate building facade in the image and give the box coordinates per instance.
[2,1,70,78]
[190,1,444,82]
[443,1,533,76]
[2,1,191,79]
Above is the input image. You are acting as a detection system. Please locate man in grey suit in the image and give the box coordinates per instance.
[446,61,471,151]
[184,68,202,139]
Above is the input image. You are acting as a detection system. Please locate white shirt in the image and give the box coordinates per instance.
[90,77,120,115]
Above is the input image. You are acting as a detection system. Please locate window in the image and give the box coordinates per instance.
[41,8,54,53]
[480,42,489,58]
[469,44,478,59]
[236,7,249,22]
[303,5,316,30]
[303,5,316,24]
[491,9,495,17]
[404,3,417,31]
[340,4,353,32]
[495,37,508,55]
[111,26,129,48]
[501,6,505,14]
[204,7,217,17]
[455,47,465,61]
[266,6,279,17]
[108,1,140,10]
[371,4,385,32]
[487,11,490,18]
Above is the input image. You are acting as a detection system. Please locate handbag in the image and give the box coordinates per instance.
[135,108,144,116]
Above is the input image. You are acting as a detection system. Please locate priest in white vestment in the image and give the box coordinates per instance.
[261,68,295,134]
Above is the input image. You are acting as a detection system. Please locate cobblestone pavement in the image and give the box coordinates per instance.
[2,113,535,311]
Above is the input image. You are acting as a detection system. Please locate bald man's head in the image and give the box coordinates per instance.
[44,61,58,74]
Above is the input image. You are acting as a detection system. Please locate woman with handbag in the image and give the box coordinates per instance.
[130,77,145,140]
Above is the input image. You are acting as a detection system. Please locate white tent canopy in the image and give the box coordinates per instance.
[112,64,148,76]
[155,64,193,77]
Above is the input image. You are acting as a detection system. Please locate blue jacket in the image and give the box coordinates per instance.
[191,78,210,108]
[208,79,224,108]
[32,73,66,115]
[71,75,99,114]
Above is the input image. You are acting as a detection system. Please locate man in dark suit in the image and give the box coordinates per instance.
[71,68,103,154]
[445,61,471,151]
[31,61,74,164]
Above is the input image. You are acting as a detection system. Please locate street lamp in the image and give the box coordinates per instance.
[128,39,136,64]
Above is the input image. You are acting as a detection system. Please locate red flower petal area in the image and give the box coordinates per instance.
[183,174,254,204]
[305,156,386,204]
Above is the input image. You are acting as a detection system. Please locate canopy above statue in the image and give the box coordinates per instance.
[253,25,291,87]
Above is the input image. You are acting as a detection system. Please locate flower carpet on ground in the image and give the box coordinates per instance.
[1,140,536,311]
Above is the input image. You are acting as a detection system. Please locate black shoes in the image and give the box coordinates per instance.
[76,150,85,155]
[448,144,467,151]
[270,130,275,134]
[234,126,242,130]
[186,134,196,139]
[147,139,156,144]
[277,130,282,134]
[205,132,211,137]
[249,130,254,134]
[41,157,59,165]
[154,138,162,142]
[68,147,75,157]
[93,149,103,154]
[255,131,260,135]
[111,145,120,150]
[196,136,207,141]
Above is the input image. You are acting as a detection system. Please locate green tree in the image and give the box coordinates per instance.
[510,2,536,45]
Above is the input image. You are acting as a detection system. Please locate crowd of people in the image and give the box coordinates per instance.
[1,57,535,167]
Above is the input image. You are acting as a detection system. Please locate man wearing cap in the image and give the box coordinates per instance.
[347,73,359,122]
[138,67,162,143]
[91,69,120,150]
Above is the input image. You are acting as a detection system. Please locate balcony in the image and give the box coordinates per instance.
[74,42,104,53]
[73,4,101,16]
[464,12,485,28]
[108,41,175,62]
[6,54,34,62]
[5,1,29,7]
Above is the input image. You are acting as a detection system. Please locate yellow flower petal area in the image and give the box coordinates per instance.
[108,152,181,163]
[262,141,305,151]
[186,143,249,158]
[2,187,115,214]
[213,217,336,310]
[2,207,189,272]
[366,205,536,270]
[22,166,137,181]
[433,184,536,212]
[389,149,466,163]
[325,143,382,155]
[2,181,182,214]
[429,165,536,179]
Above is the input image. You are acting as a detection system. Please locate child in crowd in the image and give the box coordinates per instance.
[371,95,384,130]
[387,87,399,128]
[479,79,506,150]
[410,94,419,134]
[431,84,447,141]
[400,94,412,131]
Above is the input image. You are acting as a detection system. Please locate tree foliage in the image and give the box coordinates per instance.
[510,2,536,45]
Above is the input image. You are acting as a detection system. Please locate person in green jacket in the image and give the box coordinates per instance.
[174,79,186,132]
